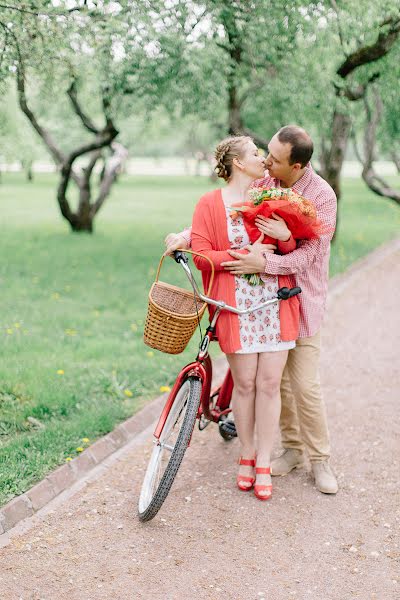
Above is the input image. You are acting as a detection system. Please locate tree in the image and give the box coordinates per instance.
[319,2,400,201]
[3,1,192,232]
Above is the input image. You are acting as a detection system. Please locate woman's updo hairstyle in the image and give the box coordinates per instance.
[214,135,252,181]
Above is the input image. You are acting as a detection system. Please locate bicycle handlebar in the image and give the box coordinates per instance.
[173,250,301,315]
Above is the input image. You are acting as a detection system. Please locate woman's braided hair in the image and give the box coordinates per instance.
[214,135,252,181]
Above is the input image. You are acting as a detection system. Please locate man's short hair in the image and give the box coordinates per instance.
[277,125,313,168]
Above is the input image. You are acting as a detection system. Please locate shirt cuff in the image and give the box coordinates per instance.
[277,235,296,254]
[263,252,281,275]
[180,228,191,246]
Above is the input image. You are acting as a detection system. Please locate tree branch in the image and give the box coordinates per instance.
[337,72,380,101]
[90,143,128,217]
[359,89,400,205]
[337,16,400,79]
[16,63,66,165]
[83,150,102,184]
[67,79,100,134]
[391,151,400,173]
[351,129,364,164]
[329,0,346,50]
[0,3,39,15]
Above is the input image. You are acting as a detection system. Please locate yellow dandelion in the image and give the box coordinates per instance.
[160,386,171,393]
[51,292,60,300]
[124,389,133,397]
[57,369,64,375]
[82,438,90,444]
[65,457,72,462]
[76,447,84,452]
[6,329,13,335]
[130,323,138,332]
[146,351,154,357]
[14,322,21,328]
[64,329,77,336]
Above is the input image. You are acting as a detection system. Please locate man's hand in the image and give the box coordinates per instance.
[164,233,189,256]
[255,213,291,241]
[221,234,276,275]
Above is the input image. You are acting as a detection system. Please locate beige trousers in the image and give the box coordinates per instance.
[279,331,330,462]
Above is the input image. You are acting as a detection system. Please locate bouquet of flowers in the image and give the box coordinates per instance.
[231,187,327,285]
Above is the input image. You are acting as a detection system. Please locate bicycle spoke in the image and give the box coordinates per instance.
[138,378,202,521]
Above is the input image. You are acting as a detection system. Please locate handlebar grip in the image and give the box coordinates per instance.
[277,286,302,300]
[173,250,188,264]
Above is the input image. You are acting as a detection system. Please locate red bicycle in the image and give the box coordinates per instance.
[138,251,301,521]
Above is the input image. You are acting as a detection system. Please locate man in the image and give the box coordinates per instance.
[165,125,338,494]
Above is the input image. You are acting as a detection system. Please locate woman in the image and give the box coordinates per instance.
[191,135,299,500]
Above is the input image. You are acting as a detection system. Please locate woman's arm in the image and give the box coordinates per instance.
[277,235,296,254]
[191,200,248,271]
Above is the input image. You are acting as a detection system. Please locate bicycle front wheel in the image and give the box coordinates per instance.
[138,376,202,522]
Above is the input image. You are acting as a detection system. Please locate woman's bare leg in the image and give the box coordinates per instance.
[254,350,289,497]
[226,353,258,487]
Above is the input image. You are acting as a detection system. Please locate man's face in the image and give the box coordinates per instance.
[265,134,298,182]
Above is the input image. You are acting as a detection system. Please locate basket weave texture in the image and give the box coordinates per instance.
[143,251,214,355]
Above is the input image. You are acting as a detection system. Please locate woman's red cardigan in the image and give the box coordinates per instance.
[191,189,299,354]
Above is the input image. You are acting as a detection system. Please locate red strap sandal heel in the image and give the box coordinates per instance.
[254,466,273,501]
[236,457,256,491]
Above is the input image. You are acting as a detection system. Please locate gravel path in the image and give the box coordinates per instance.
[1,248,399,600]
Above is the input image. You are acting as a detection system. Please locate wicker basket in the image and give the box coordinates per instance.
[143,250,215,354]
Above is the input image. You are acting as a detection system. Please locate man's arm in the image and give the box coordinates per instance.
[164,227,191,255]
[221,190,336,276]
[262,190,336,275]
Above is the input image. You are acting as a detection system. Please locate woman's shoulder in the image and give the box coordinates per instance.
[196,188,221,208]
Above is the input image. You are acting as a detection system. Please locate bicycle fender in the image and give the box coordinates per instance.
[154,362,206,439]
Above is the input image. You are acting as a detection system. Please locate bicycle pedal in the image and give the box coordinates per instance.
[218,419,237,437]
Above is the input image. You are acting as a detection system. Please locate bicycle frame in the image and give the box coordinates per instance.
[153,251,299,440]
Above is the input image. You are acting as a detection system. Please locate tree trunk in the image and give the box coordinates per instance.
[70,215,94,232]
[391,151,400,174]
[319,109,351,200]
[22,159,33,181]
[227,84,244,135]
[358,91,400,206]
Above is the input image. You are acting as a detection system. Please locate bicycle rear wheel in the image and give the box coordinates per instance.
[138,376,202,522]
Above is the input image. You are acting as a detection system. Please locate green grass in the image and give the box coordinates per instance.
[0,172,399,505]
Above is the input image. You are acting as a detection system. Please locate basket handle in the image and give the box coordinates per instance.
[155,249,215,297]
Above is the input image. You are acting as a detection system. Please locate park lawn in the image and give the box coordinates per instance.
[0,173,399,506]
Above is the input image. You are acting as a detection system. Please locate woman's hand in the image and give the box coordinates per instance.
[164,233,190,256]
[255,213,291,241]
[221,234,276,275]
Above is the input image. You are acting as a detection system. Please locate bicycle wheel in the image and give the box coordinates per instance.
[138,376,202,522]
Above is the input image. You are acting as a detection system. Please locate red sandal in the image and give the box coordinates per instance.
[254,466,272,501]
[237,457,256,491]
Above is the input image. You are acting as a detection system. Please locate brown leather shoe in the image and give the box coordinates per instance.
[271,449,305,476]
[311,461,338,494]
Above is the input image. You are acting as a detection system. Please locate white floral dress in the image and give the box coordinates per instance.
[226,206,295,354]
